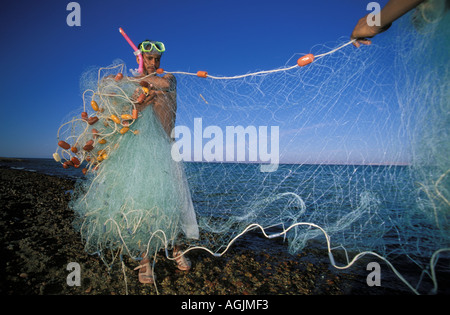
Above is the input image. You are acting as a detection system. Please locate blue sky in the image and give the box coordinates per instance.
[0,0,392,161]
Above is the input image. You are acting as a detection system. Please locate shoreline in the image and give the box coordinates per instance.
[1,167,446,295]
[0,157,26,162]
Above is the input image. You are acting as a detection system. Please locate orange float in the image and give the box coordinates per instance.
[83,144,94,152]
[114,73,124,81]
[91,100,99,111]
[120,127,130,134]
[110,115,121,124]
[65,160,74,167]
[88,117,99,125]
[71,157,81,165]
[58,140,71,150]
[121,114,133,120]
[297,54,315,67]
[197,71,208,78]
[97,149,106,156]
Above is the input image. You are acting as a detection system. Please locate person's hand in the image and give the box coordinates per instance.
[134,85,156,111]
[350,15,392,47]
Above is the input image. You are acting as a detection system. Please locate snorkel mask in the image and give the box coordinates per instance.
[139,40,166,54]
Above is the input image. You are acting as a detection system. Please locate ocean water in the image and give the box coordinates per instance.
[185,162,430,256]
[0,158,85,180]
[1,158,444,258]
[3,157,449,295]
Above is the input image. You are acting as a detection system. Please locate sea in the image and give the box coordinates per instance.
[1,157,449,290]
[1,157,445,244]
[0,157,85,180]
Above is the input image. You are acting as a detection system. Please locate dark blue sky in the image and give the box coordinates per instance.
[0,0,391,160]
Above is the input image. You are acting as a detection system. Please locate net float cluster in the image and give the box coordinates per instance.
[54,72,145,175]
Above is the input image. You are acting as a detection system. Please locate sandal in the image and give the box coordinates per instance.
[174,249,191,271]
[134,257,155,284]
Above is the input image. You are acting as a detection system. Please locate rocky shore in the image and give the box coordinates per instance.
[1,167,446,296]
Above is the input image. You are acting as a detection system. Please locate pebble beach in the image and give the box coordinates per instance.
[1,164,448,297]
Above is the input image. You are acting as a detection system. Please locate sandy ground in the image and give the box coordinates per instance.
[1,167,447,297]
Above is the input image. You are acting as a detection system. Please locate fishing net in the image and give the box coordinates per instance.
[55,4,449,294]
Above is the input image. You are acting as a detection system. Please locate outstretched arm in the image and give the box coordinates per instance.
[351,0,426,47]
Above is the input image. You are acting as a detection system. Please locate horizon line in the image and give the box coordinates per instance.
[0,156,412,167]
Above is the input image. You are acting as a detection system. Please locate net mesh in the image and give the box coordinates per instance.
[55,7,449,294]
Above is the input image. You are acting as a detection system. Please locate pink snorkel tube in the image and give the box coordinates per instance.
[119,27,144,74]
